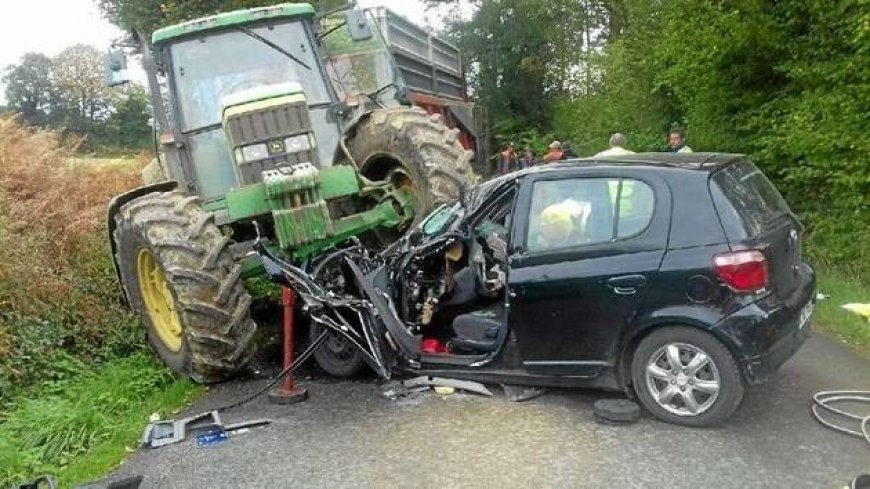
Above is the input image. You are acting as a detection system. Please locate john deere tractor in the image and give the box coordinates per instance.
[107,3,474,383]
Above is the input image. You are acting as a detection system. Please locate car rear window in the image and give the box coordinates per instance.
[711,160,791,238]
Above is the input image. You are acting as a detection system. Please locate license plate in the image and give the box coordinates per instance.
[798,301,814,330]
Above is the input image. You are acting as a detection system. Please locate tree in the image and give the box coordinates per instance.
[430,0,608,153]
[50,45,114,134]
[103,84,152,150]
[2,53,54,126]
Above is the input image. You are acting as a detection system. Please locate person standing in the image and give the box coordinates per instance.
[519,146,536,169]
[498,142,518,174]
[543,141,566,163]
[667,129,693,153]
[595,133,635,157]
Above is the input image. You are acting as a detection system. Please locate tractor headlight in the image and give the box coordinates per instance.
[240,143,269,162]
[284,134,311,154]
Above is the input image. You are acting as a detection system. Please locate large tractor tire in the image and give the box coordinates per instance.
[313,107,476,378]
[346,106,475,220]
[113,189,256,383]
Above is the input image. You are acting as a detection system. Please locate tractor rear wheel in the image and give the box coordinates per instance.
[113,189,256,383]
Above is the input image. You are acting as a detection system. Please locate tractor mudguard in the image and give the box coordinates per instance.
[107,181,178,305]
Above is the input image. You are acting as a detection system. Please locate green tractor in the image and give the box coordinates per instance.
[107,3,475,383]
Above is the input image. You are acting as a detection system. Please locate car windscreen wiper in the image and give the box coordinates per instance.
[238,27,311,71]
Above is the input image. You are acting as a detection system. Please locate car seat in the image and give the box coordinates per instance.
[449,304,507,354]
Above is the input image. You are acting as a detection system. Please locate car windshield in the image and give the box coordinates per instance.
[170,22,331,132]
[420,203,461,236]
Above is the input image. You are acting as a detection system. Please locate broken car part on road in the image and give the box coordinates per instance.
[140,410,271,449]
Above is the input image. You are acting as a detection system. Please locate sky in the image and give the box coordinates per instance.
[0,0,466,103]
[0,0,444,71]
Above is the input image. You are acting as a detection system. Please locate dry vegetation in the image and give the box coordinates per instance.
[0,117,147,393]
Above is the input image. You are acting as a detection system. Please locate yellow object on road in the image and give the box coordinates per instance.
[841,303,870,322]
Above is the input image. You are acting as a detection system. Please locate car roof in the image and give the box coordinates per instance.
[529,152,745,174]
[469,152,746,207]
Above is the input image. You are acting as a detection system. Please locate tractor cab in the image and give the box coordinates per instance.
[110,4,407,201]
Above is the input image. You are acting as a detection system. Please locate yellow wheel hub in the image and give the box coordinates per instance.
[137,249,183,352]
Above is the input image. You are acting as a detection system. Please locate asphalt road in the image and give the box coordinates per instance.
[110,334,869,489]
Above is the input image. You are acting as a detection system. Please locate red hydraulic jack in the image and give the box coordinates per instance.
[268,287,309,404]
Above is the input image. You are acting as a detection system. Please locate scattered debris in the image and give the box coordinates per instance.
[19,475,144,489]
[811,390,870,444]
[140,410,271,449]
[816,292,829,301]
[381,380,430,400]
[196,429,230,448]
[502,384,547,402]
[402,376,494,397]
[434,386,456,395]
[74,475,144,489]
[593,399,641,425]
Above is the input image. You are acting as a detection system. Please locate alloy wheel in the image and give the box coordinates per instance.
[645,342,721,416]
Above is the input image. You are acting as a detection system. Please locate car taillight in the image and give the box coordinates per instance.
[713,250,768,292]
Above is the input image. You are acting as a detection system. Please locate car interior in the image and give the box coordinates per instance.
[394,190,515,360]
[396,177,656,363]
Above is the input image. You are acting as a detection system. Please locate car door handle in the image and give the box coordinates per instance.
[606,275,647,295]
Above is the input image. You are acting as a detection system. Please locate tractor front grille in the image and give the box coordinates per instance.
[224,101,318,186]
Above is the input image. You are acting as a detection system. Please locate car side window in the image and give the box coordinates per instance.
[526,177,654,253]
[617,179,655,238]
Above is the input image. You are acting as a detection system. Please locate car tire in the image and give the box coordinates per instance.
[631,326,744,427]
[310,323,367,377]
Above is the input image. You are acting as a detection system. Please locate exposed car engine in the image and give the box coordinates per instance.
[395,220,509,348]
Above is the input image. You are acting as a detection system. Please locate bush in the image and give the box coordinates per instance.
[0,117,148,402]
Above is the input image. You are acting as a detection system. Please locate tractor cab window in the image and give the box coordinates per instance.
[170,22,331,132]
[320,10,403,109]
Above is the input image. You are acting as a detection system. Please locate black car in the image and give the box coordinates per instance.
[259,153,816,427]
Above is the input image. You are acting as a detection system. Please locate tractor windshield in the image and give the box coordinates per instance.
[170,22,331,132]
[321,10,404,109]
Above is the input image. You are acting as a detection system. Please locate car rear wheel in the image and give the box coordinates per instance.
[631,326,744,427]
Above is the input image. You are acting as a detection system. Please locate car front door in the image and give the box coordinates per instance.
[507,170,671,376]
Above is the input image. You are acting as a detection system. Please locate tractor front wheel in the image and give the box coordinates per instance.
[113,190,256,383]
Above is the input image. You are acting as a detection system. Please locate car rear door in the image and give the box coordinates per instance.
[507,170,671,376]
[709,160,809,302]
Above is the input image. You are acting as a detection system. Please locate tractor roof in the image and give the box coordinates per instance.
[152,3,316,46]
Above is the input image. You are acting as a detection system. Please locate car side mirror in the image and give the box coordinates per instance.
[105,49,130,87]
[345,9,373,42]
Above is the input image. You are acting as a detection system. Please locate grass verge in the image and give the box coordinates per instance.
[0,354,203,488]
[814,269,870,357]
